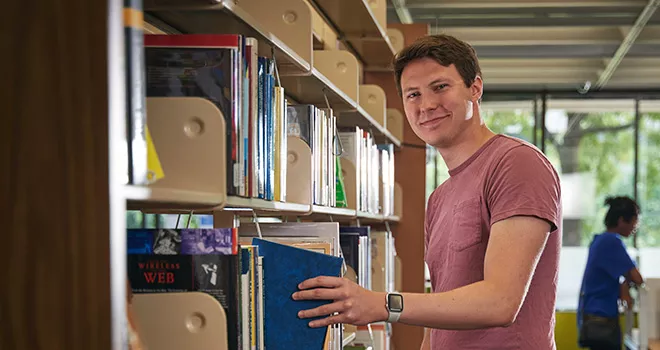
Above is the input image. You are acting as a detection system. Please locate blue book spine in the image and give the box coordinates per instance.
[265,60,274,201]
[268,68,276,201]
[257,57,265,199]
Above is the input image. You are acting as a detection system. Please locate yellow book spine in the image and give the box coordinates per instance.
[146,126,165,183]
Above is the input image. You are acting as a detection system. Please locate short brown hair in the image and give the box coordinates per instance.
[393,34,482,96]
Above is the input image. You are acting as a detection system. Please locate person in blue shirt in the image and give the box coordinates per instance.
[578,196,645,350]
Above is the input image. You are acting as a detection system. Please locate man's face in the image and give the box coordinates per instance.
[400,58,481,148]
[622,216,640,237]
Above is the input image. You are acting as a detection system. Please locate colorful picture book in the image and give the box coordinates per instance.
[127,228,241,349]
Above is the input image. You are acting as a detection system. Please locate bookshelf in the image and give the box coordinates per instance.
[144,0,312,75]
[3,0,425,349]
[308,0,394,69]
[124,185,225,210]
[126,95,401,226]
[224,195,311,214]
[281,67,402,146]
[144,0,401,147]
[313,205,355,216]
[132,0,403,345]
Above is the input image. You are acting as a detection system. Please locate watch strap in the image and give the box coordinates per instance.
[386,293,402,323]
[387,309,401,323]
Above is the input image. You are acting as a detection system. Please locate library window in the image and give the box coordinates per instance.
[639,101,660,279]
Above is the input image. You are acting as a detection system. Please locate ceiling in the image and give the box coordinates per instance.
[387,0,660,93]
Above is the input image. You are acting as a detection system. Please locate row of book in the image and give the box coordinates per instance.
[288,104,338,207]
[143,33,342,207]
[145,34,288,201]
[143,33,397,213]
[126,223,397,350]
[339,127,396,216]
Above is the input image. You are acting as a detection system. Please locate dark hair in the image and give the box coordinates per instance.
[603,196,640,228]
[393,34,482,96]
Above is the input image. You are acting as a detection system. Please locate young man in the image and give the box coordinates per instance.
[292,34,562,349]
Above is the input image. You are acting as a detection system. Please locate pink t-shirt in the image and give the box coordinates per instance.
[425,134,562,350]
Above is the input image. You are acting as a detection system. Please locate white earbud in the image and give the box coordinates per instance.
[465,100,474,120]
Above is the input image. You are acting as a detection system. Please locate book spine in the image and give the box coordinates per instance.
[273,87,281,202]
[257,58,265,199]
[247,39,259,198]
[280,95,288,203]
[241,38,249,197]
[123,0,148,185]
[265,60,274,201]
[241,248,250,350]
[268,67,275,201]
[226,254,242,350]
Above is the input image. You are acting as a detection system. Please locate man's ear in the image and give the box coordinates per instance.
[471,75,483,102]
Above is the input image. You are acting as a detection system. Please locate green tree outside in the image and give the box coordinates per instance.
[126,211,201,229]
[479,108,660,248]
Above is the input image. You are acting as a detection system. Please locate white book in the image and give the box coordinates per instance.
[241,272,250,350]
[257,256,265,350]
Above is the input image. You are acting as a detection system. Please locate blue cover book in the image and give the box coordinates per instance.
[252,238,343,350]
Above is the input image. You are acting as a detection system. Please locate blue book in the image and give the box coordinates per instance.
[252,238,343,350]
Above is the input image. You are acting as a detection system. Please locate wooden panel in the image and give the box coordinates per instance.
[649,339,660,350]
[359,84,387,127]
[390,145,427,350]
[0,0,112,349]
[363,64,423,147]
[311,0,395,68]
[144,0,312,75]
[364,23,429,350]
[388,23,432,47]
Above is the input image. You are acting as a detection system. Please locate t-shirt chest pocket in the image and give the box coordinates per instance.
[449,197,484,251]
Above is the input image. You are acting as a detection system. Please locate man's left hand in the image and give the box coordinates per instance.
[292,276,388,328]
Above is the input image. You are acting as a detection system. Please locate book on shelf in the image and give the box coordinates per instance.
[127,228,241,350]
[123,0,148,185]
[144,34,241,197]
[287,104,338,207]
[144,34,288,202]
[240,244,263,350]
[369,230,394,294]
[125,221,365,350]
[239,222,343,350]
[339,127,395,215]
[145,126,165,183]
[377,144,395,217]
[251,238,343,350]
[340,226,372,290]
[335,156,348,208]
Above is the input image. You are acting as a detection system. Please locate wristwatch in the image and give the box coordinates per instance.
[386,292,404,323]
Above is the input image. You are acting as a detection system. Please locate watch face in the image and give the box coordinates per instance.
[388,294,403,312]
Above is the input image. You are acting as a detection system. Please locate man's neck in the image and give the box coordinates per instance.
[606,228,625,236]
[437,126,496,171]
